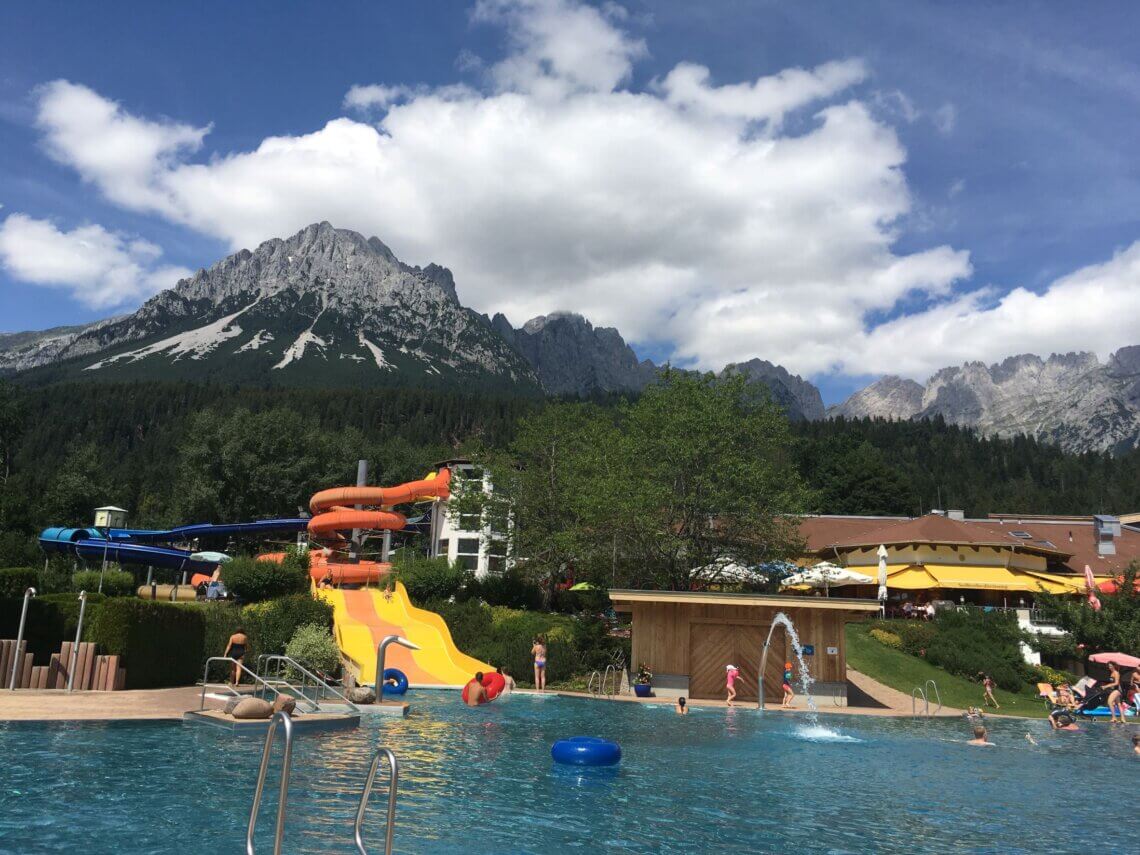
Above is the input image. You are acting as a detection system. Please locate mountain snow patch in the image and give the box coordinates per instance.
[358,332,392,370]
[237,330,274,352]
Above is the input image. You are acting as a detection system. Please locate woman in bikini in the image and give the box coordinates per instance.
[531,636,547,692]
[1105,663,1124,723]
[223,627,248,686]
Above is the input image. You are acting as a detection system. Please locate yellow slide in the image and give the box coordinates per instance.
[317,581,492,688]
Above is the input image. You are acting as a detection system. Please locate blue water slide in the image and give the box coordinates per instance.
[107,518,309,542]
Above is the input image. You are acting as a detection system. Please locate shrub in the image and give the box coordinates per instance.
[395,552,466,603]
[0,567,38,599]
[223,554,309,603]
[285,624,340,676]
[1030,663,1077,687]
[465,568,544,610]
[72,570,136,597]
[89,599,205,689]
[242,594,333,661]
[0,532,40,568]
[0,591,105,663]
[869,628,902,649]
[894,622,936,656]
[196,601,245,665]
[922,610,1030,691]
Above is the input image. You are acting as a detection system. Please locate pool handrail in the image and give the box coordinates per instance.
[587,670,601,697]
[374,635,420,697]
[246,711,294,855]
[924,679,943,716]
[602,664,620,697]
[911,686,928,718]
[200,656,282,711]
[255,653,360,713]
[65,591,88,692]
[8,586,35,691]
[353,746,399,855]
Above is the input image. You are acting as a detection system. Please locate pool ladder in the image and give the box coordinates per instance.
[911,680,943,718]
[588,663,622,699]
[246,715,400,855]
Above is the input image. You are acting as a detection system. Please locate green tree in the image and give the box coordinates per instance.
[1035,563,1140,654]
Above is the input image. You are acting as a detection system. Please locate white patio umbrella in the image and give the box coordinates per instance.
[690,557,756,583]
[189,551,232,564]
[877,544,889,603]
[781,562,874,592]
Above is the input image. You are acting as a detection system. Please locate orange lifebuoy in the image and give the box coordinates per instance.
[462,672,506,704]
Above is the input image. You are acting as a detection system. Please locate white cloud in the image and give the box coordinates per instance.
[27,0,992,376]
[0,214,191,308]
[848,241,1140,378]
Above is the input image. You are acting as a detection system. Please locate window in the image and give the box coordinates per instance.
[487,556,506,574]
[457,538,481,555]
[437,539,450,558]
[458,555,479,572]
[487,539,506,557]
[1009,531,1032,539]
[458,512,481,530]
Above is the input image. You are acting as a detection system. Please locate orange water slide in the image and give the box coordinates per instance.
[306,468,451,540]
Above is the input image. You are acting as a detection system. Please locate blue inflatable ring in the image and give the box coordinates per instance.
[551,736,621,766]
[381,668,409,695]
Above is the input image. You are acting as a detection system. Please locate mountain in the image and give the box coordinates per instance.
[831,350,1140,454]
[490,311,657,396]
[1,221,828,413]
[5,223,540,393]
[721,358,825,422]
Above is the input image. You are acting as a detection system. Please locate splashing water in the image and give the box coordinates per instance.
[793,724,861,743]
[767,611,819,724]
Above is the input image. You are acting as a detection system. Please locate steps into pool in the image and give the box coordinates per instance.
[183,709,361,733]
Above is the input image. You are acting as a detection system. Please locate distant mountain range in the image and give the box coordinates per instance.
[3,222,1137,453]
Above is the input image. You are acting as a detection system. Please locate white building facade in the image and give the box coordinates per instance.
[429,459,509,579]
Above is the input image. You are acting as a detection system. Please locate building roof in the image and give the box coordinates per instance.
[799,513,1140,575]
[608,589,880,612]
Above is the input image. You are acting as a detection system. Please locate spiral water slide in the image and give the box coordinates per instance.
[307,468,492,687]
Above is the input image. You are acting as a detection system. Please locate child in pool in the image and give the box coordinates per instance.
[781,662,795,709]
[725,665,740,706]
[967,725,994,746]
[676,696,688,715]
[1133,734,1139,755]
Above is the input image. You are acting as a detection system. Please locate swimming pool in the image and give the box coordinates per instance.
[1,695,1136,853]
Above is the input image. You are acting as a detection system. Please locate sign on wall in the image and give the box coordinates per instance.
[801,645,814,656]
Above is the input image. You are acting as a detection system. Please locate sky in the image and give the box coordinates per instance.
[1,0,1139,404]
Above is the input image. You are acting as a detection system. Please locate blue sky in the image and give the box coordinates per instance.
[2,0,1139,403]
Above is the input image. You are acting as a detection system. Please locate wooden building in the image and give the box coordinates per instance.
[609,590,879,706]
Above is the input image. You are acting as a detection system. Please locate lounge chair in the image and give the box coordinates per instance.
[1036,682,1057,709]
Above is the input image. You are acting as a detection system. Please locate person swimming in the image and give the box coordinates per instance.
[464,672,487,707]
[967,725,994,746]
[676,696,688,715]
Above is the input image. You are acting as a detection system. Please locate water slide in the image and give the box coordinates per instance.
[305,468,493,686]
[39,519,309,571]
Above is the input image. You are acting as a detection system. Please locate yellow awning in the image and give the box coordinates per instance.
[923,564,1083,594]
[883,566,941,590]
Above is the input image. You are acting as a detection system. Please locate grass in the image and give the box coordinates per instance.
[845,623,1049,718]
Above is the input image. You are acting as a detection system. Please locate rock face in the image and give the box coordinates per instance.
[5,222,539,392]
[722,358,825,422]
[831,351,1140,454]
[492,311,658,396]
[829,376,924,421]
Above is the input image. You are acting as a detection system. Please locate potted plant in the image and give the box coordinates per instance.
[633,663,653,697]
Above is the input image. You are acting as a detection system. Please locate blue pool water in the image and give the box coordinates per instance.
[1,694,1137,853]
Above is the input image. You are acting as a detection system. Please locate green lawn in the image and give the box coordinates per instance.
[845,623,1049,718]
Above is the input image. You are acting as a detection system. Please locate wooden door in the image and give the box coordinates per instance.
[688,622,771,701]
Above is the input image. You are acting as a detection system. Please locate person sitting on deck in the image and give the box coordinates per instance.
[465,673,486,706]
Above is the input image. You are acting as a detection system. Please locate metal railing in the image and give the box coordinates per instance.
[8,587,35,691]
[601,664,620,698]
[246,712,294,855]
[200,657,282,711]
[911,686,928,718]
[587,670,601,697]
[353,747,399,855]
[255,654,358,713]
[66,591,88,692]
[924,680,943,716]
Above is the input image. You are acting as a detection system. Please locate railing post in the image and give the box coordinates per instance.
[66,591,88,692]
[374,636,420,696]
[247,711,294,855]
[354,747,399,855]
[9,587,35,691]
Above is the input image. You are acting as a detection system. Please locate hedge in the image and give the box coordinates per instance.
[241,594,333,663]
[223,552,310,603]
[0,567,38,599]
[393,552,466,603]
[90,599,205,689]
[72,570,136,597]
[0,592,105,663]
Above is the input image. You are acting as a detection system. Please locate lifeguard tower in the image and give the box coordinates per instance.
[94,506,128,529]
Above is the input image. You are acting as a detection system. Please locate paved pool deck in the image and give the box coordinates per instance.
[0,669,965,722]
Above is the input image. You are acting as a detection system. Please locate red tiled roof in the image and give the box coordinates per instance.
[797,514,1140,575]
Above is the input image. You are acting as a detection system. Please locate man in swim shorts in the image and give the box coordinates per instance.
[465,672,486,706]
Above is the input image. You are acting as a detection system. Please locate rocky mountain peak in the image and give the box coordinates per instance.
[829,376,924,421]
[721,358,825,421]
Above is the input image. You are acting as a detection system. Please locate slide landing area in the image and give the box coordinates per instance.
[318,580,491,687]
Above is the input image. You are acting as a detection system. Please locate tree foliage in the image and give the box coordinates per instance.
[1035,562,1140,654]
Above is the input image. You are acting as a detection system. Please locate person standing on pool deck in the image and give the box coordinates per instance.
[782,662,796,709]
[465,672,486,706]
[980,672,1000,709]
[725,664,740,706]
[223,627,248,686]
[531,636,547,692]
[1105,663,1124,723]
[967,725,994,746]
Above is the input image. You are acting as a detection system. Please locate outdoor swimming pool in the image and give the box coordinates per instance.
[1,694,1136,853]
